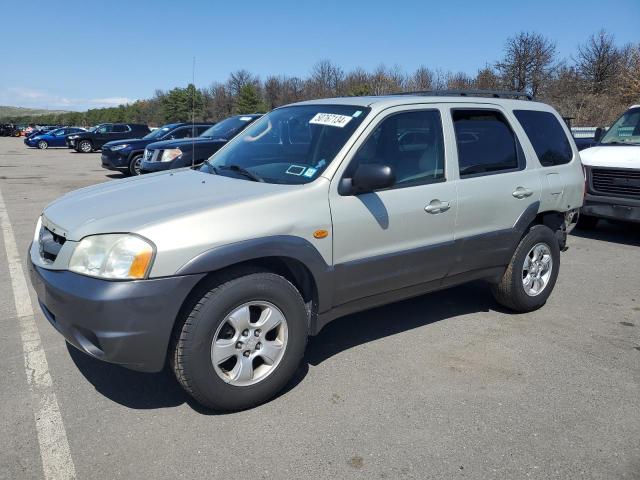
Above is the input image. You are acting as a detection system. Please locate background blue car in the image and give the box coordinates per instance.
[25,127,86,149]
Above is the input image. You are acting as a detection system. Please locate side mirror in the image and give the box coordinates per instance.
[593,127,604,144]
[340,164,395,195]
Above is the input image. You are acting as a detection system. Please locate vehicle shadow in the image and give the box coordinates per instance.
[105,173,127,179]
[571,221,640,247]
[68,281,497,413]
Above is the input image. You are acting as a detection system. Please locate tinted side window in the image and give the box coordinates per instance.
[453,110,521,177]
[514,110,573,166]
[171,127,193,139]
[348,110,445,188]
[196,126,210,136]
[112,125,128,133]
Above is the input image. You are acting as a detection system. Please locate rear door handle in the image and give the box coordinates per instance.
[425,200,450,214]
[512,187,533,199]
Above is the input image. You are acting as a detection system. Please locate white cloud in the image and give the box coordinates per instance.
[0,87,135,110]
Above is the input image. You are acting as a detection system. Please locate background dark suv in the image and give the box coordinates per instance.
[66,123,150,153]
[140,115,261,174]
[101,122,214,175]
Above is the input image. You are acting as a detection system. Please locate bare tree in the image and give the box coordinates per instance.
[496,31,556,96]
[306,60,344,98]
[575,30,622,94]
[474,66,501,90]
[407,66,434,91]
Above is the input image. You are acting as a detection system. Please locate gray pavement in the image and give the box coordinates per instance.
[0,136,638,479]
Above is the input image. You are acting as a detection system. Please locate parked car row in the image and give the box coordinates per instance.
[24,127,86,149]
[19,116,262,176]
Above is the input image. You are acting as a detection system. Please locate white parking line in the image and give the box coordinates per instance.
[0,185,76,480]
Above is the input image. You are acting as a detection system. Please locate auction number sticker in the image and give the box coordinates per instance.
[309,113,352,128]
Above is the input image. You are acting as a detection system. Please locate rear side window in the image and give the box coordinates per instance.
[112,125,129,133]
[514,110,573,166]
[452,110,522,177]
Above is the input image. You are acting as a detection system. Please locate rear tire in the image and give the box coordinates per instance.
[171,270,308,411]
[37,140,48,149]
[78,140,92,153]
[576,214,598,230]
[491,225,560,313]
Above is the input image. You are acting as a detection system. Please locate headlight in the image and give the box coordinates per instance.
[33,216,42,242]
[111,144,129,151]
[68,135,79,140]
[69,234,155,280]
[160,148,182,162]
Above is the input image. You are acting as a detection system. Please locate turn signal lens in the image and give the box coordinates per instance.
[128,249,153,279]
[313,229,329,239]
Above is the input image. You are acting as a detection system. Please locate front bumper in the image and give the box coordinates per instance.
[29,261,205,372]
[101,149,130,170]
[66,139,76,148]
[24,138,36,147]
[582,194,640,224]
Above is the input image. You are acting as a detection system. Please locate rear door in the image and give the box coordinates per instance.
[93,124,114,147]
[512,109,583,212]
[329,106,457,305]
[110,124,131,142]
[449,105,541,275]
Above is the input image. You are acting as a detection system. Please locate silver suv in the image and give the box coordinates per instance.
[29,91,584,410]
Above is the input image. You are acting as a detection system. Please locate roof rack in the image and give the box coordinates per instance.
[391,89,534,101]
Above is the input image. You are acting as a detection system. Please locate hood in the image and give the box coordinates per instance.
[103,138,146,148]
[42,169,290,241]
[580,145,640,169]
[146,137,224,150]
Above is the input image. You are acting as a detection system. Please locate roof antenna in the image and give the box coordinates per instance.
[191,55,196,168]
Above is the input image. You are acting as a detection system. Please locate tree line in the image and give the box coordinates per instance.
[4,30,639,128]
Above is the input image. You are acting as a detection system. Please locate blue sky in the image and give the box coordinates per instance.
[1,0,638,110]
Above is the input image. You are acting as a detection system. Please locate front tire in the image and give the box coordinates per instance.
[172,270,308,411]
[128,154,143,176]
[37,140,48,149]
[491,225,560,312]
[77,140,92,153]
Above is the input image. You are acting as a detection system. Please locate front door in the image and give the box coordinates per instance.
[329,107,457,306]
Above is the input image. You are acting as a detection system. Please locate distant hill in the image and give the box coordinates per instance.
[0,105,71,118]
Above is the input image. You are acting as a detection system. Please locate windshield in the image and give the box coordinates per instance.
[200,116,256,140]
[200,105,370,185]
[601,107,640,145]
[143,126,171,140]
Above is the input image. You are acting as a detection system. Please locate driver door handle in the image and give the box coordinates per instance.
[425,200,450,214]
[512,187,533,199]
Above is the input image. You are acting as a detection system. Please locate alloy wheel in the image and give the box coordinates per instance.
[211,301,288,386]
[522,243,553,296]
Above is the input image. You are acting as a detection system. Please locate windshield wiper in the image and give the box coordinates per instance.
[220,164,265,182]
[202,159,219,174]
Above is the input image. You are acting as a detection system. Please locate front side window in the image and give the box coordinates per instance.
[600,107,640,145]
[170,127,193,139]
[201,105,370,185]
[345,110,445,189]
[453,110,522,177]
[96,125,112,134]
[514,110,573,166]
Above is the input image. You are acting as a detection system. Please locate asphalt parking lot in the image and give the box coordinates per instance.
[0,136,638,480]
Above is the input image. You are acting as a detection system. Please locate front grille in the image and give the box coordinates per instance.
[591,168,640,199]
[39,225,66,263]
